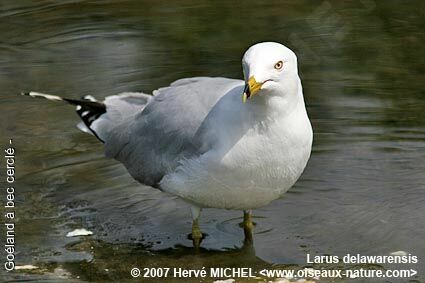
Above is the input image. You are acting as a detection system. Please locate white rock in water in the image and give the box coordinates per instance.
[15,265,38,270]
[66,228,93,237]
[213,280,235,283]
[390,251,408,256]
[53,267,72,278]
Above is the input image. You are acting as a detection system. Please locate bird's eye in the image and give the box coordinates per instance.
[274,60,283,70]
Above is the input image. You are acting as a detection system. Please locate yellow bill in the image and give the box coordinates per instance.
[242,76,264,103]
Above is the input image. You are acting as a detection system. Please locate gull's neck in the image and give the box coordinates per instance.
[250,78,305,120]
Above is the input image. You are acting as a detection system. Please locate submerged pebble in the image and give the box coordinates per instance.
[389,251,408,256]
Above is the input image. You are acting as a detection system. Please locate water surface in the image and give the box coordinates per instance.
[1,1,424,282]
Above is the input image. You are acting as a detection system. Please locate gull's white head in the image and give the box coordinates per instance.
[241,42,299,102]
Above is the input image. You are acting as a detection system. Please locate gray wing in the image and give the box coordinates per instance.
[95,77,243,186]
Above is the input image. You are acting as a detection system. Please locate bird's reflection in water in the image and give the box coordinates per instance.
[64,235,267,282]
[190,209,255,248]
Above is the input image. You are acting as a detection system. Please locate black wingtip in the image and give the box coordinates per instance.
[22,90,106,143]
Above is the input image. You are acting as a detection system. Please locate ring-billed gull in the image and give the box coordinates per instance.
[23,42,313,246]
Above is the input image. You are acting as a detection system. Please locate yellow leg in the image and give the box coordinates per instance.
[243,210,254,244]
[191,218,203,248]
[190,205,203,248]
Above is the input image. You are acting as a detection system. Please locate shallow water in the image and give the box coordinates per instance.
[1,1,424,282]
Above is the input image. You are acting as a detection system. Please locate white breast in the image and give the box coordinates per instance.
[160,95,313,210]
